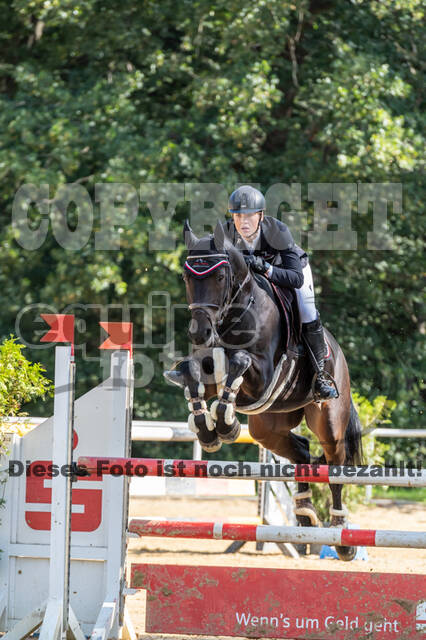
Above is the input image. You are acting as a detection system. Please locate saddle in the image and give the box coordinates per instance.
[253,273,302,351]
[253,273,332,363]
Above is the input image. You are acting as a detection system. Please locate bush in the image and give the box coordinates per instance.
[0,337,53,451]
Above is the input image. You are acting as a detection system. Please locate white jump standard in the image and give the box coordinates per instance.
[0,317,136,640]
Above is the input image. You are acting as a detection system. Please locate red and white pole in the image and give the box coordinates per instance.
[129,518,426,549]
[78,456,426,487]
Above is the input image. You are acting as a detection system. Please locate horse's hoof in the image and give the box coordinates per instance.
[335,545,357,562]
[199,434,222,453]
[330,508,357,561]
[217,419,241,444]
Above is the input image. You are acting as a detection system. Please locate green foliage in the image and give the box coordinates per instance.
[352,392,394,463]
[0,0,423,458]
[0,336,53,448]
[372,486,426,503]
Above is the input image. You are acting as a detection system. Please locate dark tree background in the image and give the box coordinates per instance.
[0,1,424,460]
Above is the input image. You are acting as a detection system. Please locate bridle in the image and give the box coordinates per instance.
[184,252,255,341]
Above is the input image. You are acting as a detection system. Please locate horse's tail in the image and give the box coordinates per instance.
[345,396,363,465]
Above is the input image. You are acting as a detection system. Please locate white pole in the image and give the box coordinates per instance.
[92,350,133,640]
[40,346,74,640]
[192,439,202,460]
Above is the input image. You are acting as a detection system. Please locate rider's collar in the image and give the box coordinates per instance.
[236,229,261,251]
[184,253,230,278]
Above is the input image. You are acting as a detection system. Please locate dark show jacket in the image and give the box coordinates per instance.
[222,216,306,290]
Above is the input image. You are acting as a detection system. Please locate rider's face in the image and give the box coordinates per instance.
[233,212,263,239]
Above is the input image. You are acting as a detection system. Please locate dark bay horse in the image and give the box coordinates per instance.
[165,222,363,561]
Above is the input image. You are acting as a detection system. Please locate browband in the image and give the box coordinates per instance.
[184,258,229,278]
[186,253,228,259]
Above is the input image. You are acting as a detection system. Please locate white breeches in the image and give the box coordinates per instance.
[296,263,317,323]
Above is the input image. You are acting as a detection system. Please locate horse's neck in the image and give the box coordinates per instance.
[225,272,283,353]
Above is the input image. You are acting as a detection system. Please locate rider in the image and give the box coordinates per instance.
[225,184,338,401]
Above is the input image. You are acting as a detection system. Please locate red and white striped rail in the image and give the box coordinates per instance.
[129,518,426,549]
[78,456,426,487]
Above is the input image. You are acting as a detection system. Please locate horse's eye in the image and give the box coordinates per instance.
[217,274,225,281]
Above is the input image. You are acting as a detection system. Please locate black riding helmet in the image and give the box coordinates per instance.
[228,185,265,214]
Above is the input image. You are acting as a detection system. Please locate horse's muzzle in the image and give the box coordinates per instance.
[188,312,218,347]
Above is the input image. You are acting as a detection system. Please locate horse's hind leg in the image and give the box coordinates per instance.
[248,412,319,527]
[304,399,357,561]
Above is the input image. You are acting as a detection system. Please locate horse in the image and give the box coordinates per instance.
[165,221,363,561]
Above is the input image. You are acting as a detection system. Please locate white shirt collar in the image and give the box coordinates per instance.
[236,229,261,252]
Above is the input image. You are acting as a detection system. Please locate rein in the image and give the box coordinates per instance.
[184,252,255,341]
[217,271,254,340]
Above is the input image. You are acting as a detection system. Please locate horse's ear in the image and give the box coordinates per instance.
[223,233,247,272]
[183,219,199,249]
[213,221,225,252]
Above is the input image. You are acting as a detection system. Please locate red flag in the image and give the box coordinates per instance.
[40,314,75,353]
[99,322,133,354]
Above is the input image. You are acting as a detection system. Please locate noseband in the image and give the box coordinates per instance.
[184,252,254,340]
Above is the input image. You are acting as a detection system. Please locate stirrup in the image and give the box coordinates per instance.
[312,371,339,402]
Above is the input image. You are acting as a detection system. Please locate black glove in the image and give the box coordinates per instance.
[244,255,268,275]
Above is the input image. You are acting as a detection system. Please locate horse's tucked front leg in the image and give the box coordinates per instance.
[211,350,251,443]
[164,359,220,453]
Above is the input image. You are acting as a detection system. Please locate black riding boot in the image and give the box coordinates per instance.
[303,317,338,401]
